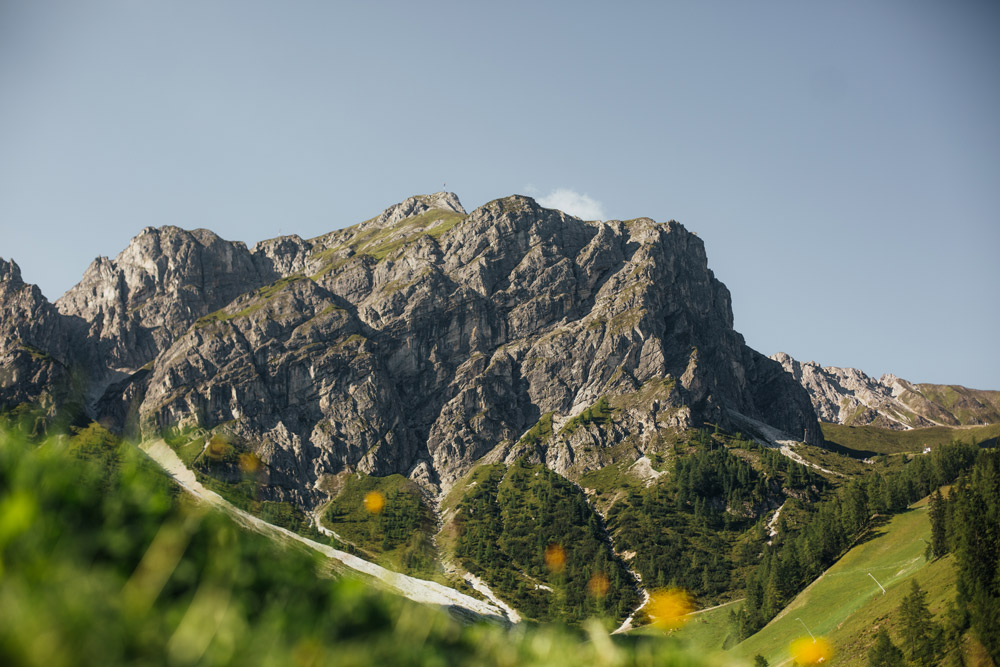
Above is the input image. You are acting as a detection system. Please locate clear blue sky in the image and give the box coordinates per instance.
[2,1,998,389]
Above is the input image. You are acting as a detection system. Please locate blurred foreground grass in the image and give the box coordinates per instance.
[0,426,732,666]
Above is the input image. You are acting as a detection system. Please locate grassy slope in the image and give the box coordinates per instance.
[649,599,743,651]
[733,493,955,666]
[321,472,439,578]
[821,422,1000,456]
[907,384,1000,424]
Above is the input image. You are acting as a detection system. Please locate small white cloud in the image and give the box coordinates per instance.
[535,188,606,220]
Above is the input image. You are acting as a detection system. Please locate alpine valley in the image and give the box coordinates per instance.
[2,193,998,666]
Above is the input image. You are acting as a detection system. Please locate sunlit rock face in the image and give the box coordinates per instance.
[2,193,821,506]
[55,226,277,375]
[0,258,80,417]
[773,352,1000,429]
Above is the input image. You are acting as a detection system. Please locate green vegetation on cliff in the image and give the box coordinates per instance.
[607,432,825,608]
[451,459,640,625]
[322,472,438,577]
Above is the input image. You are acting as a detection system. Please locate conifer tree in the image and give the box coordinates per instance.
[867,629,905,667]
[928,488,948,559]
[950,451,1000,660]
[898,580,938,666]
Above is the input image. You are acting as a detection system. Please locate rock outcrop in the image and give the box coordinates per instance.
[0,259,79,418]
[772,352,1000,429]
[55,226,276,377]
[2,193,823,507]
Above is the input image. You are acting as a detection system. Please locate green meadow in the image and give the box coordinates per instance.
[821,422,1000,456]
[733,494,954,666]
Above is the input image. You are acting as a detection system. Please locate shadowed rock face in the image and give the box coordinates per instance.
[0,258,79,416]
[1,193,821,506]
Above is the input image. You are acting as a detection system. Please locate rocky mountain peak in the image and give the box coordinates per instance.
[122,195,820,501]
[362,192,466,231]
[0,257,24,287]
[54,224,274,380]
[0,259,78,416]
[3,194,824,507]
[878,374,911,397]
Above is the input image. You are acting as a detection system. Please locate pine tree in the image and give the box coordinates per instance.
[950,451,1000,661]
[898,580,937,666]
[867,629,905,666]
[762,561,782,619]
[928,488,948,559]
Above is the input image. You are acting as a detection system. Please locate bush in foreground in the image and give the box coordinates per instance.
[0,427,728,666]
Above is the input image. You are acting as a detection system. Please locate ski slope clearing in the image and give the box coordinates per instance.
[735,494,951,665]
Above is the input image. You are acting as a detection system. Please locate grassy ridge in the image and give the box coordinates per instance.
[821,422,1000,455]
[906,384,1000,425]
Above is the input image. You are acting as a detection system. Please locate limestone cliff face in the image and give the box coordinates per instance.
[119,194,820,503]
[55,226,277,378]
[0,259,78,416]
[771,352,1000,429]
[2,193,822,506]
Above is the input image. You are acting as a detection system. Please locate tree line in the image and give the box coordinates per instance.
[925,449,1000,662]
[735,441,982,639]
[453,459,639,625]
[608,435,825,606]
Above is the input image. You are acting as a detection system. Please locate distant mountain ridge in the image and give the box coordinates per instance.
[1,192,819,506]
[771,352,1000,429]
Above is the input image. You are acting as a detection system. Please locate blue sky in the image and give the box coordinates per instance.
[1,1,998,388]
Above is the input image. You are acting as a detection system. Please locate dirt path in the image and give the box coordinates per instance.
[691,597,744,615]
[140,439,507,622]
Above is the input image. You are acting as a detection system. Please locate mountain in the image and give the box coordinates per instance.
[6,193,998,651]
[0,258,81,425]
[1,193,821,506]
[772,352,1000,430]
